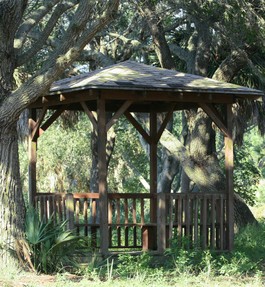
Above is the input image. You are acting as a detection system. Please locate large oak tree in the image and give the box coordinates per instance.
[0,0,119,261]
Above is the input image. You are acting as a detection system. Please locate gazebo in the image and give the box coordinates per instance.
[28,61,263,255]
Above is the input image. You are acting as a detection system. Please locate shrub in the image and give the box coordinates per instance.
[21,207,86,274]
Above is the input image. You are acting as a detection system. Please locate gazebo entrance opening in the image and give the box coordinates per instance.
[28,61,263,255]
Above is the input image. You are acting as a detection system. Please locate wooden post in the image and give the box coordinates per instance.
[225,104,234,251]
[97,97,109,255]
[157,192,166,253]
[65,193,74,230]
[28,108,37,206]
[150,111,157,196]
[150,111,158,250]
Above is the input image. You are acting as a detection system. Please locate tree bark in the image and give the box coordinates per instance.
[138,1,175,69]
[234,193,258,228]
[0,0,120,263]
[213,49,249,83]
[160,129,224,194]
[0,122,25,262]
[0,1,26,262]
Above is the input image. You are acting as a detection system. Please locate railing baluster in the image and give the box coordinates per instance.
[43,196,47,223]
[220,195,224,250]
[117,198,121,247]
[202,196,207,249]
[185,195,190,247]
[108,199,113,247]
[168,195,173,244]
[58,195,63,222]
[211,195,216,248]
[194,196,199,248]
[177,195,182,241]
[76,199,80,235]
[53,195,57,223]
[124,198,129,247]
[84,199,88,236]
[92,198,97,223]
[140,198,144,225]
[65,193,74,231]
[133,198,136,223]
[133,198,137,247]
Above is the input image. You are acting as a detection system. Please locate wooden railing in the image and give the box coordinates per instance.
[107,193,156,250]
[165,193,227,250]
[34,192,228,251]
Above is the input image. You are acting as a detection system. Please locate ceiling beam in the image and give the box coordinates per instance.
[125,111,151,144]
[81,101,98,130]
[199,103,231,138]
[106,101,133,132]
[31,107,48,141]
[156,104,176,143]
[41,105,67,132]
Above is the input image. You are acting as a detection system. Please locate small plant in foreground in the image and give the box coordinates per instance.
[19,207,86,274]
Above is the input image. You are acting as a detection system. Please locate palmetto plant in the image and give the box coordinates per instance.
[21,207,85,274]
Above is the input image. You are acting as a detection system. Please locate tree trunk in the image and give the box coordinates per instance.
[160,129,224,193]
[157,149,179,193]
[160,129,258,226]
[138,1,175,69]
[0,122,25,262]
[234,193,258,228]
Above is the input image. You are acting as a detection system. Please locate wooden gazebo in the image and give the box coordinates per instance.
[28,61,263,255]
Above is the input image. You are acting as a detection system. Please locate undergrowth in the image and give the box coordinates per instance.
[80,221,265,283]
[3,221,264,286]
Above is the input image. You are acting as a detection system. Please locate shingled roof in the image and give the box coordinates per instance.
[29,60,263,111]
[50,60,263,98]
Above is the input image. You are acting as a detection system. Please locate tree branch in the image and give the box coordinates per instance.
[0,0,120,123]
[16,1,77,67]
[78,50,115,67]
[213,49,249,82]
[138,1,175,69]
[15,0,62,49]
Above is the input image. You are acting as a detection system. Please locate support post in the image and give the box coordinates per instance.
[157,192,166,253]
[97,97,109,255]
[150,110,158,196]
[28,108,37,206]
[225,104,234,251]
[150,111,158,250]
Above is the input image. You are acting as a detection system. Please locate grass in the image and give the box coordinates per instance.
[1,219,265,286]
[0,271,263,287]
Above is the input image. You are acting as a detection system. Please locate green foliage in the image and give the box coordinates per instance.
[216,222,265,276]
[19,114,92,194]
[116,253,153,278]
[165,242,216,276]
[166,222,265,277]
[25,207,85,274]
[19,113,151,195]
[108,116,149,193]
[3,222,265,285]
[234,145,260,206]
[237,127,265,204]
